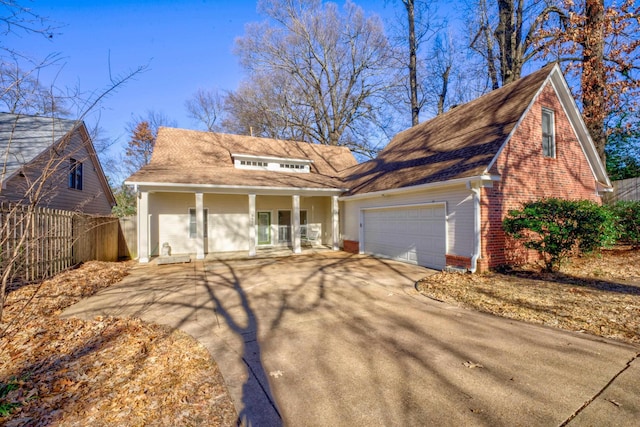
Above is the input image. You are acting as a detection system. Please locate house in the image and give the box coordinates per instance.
[340,63,610,271]
[125,129,357,262]
[0,113,116,215]
[126,63,611,271]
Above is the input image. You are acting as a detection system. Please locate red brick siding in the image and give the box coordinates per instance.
[343,239,359,254]
[482,83,601,268]
[445,254,472,270]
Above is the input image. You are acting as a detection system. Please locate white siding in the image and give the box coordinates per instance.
[148,192,334,255]
[342,185,475,258]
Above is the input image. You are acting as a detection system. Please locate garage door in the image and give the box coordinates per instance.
[363,205,446,270]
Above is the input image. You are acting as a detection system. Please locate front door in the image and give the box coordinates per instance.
[257,212,271,245]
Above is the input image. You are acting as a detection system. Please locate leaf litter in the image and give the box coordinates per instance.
[417,247,640,344]
[0,261,237,426]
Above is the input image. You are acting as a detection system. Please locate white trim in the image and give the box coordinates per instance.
[340,175,498,201]
[248,194,256,256]
[484,64,611,189]
[469,185,482,273]
[541,107,556,158]
[484,71,553,173]
[231,153,313,164]
[124,181,347,195]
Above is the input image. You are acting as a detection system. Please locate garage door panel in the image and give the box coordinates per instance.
[363,205,446,270]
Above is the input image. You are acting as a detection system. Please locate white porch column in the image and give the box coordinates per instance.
[332,195,339,251]
[138,190,149,263]
[195,192,205,260]
[248,194,256,257]
[292,194,301,253]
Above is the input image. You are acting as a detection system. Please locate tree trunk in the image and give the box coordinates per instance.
[404,0,420,126]
[581,0,607,162]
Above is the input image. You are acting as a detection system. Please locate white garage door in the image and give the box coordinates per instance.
[363,205,446,270]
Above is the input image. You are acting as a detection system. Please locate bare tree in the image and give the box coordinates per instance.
[468,0,554,88]
[0,66,146,324]
[230,0,395,157]
[535,0,640,163]
[0,62,69,115]
[185,88,225,132]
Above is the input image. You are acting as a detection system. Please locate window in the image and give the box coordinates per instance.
[279,163,305,170]
[240,160,267,167]
[68,159,83,190]
[189,208,208,238]
[542,108,555,158]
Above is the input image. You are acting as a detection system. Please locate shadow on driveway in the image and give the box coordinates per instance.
[64,252,640,426]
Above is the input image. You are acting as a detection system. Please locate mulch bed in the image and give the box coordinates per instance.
[417,247,640,344]
[0,261,237,426]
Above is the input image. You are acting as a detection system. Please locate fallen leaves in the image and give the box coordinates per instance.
[417,247,640,344]
[0,261,237,426]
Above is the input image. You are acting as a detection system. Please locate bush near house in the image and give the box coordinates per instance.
[502,198,615,271]
[609,201,640,247]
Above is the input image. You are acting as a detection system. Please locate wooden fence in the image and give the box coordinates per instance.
[604,177,640,204]
[118,216,137,260]
[1,202,119,282]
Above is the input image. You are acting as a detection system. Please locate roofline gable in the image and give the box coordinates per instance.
[483,63,611,188]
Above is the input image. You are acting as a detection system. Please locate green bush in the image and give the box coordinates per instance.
[502,198,613,271]
[609,201,640,247]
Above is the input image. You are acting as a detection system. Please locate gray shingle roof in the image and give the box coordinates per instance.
[0,113,80,184]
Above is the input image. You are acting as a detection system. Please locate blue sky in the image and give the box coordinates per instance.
[8,0,405,166]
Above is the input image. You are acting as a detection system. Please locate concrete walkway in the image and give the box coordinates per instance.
[64,252,640,426]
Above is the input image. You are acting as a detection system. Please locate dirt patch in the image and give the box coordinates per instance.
[0,261,237,426]
[417,248,640,345]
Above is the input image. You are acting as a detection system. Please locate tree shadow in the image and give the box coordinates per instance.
[202,259,283,426]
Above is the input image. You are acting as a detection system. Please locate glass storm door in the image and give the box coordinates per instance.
[257,212,271,245]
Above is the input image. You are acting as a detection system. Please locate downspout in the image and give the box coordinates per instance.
[469,184,482,273]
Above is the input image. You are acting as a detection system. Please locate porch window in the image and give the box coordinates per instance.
[189,208,208,238]
[542,108,555,158]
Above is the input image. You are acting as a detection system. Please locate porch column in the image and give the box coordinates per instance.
[248,194,256,256]
[138,190,150,263]
[292,194,301,254]
[332,195,339,251]
[195,192,205,260]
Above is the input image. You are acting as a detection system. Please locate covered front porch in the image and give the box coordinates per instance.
[136,186,341,263]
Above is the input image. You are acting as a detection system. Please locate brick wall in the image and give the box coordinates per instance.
[343,239,359,254]
[481,82,601,268]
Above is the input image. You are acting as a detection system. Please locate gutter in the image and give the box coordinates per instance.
[467,182,483,273]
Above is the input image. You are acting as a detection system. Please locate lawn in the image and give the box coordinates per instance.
[0,261,237,426]
[417,247,640,344]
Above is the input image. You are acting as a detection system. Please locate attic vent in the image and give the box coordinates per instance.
[240,160,268,167]
[280,163,305,170]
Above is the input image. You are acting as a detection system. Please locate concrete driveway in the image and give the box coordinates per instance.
[64,252,640,426]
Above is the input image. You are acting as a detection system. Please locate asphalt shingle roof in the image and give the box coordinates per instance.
[341,63,555,195]
[127,128,358,190]
[0,113,79,184]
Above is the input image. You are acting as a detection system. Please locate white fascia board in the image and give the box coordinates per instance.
[123,180,346,196]
[549,69,611,188]
[339,175,499,202]
[484,64,611,189]
[231,153,313,164]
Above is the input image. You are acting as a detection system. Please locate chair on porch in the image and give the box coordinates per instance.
[301,227,320,246]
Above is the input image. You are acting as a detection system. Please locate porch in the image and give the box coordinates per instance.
[136,190,342,263]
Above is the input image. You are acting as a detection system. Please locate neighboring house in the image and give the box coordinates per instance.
[125,129,356,262]
[340,63,610,271]
[0,113,116,215]
[127,63,611,271]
